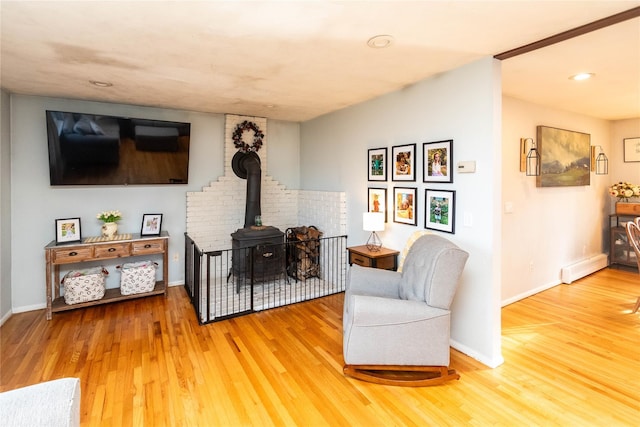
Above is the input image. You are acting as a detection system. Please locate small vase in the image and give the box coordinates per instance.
[101,222,118,238]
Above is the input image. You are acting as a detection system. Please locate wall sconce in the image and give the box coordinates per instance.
[520,138,540,176]
[590,146,608,175]
[363,212,384,251]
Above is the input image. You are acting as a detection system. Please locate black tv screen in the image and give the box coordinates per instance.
[46,110,190,185]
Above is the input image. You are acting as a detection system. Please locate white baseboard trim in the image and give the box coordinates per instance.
[450,338,504,369]
[12,302,46,314]
[501,279,561,307]
[7,282,185,316]
[0,309,13,327]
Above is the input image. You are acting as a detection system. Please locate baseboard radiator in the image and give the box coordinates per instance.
[561,254,608,284]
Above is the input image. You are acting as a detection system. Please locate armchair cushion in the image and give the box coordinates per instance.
[344,294,451,366]
[346,264,400,298]
[0,378,80,427]
[398,234,469,309]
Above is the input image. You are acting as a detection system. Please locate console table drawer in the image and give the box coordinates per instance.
[94,243,130,259]
[51,247,93,264]
[131,239,165,255]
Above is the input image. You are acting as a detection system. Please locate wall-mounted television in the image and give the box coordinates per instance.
[46,110,191,185]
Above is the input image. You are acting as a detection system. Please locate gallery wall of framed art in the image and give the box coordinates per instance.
[366,138,457,233]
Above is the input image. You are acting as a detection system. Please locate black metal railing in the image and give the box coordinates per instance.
[185,233,348,324]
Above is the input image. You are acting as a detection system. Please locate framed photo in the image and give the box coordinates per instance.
[55,217,81,244]
[368,187,388,222]
[367,147,388,181]
[537,126,590,187]
[393,187,417,226]
[425,189,456,234]
[623,137,640,162]
[141,214,163,236]
[423,139,453,183]
[392,143,416,181]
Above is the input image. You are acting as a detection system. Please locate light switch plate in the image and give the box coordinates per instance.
[457,161,476,173]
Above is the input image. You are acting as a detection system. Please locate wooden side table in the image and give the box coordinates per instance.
[347,245,399,271]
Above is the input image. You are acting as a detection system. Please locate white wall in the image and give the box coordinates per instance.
[610,118,640,196]
[0,90,11,323]
[8,95,300,313]
[300,57,504,368]
[501,96,624,304]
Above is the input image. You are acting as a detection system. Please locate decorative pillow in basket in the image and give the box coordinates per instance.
[117,260,158,295]
[62,267,108,305]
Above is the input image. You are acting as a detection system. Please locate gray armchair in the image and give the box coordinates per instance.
[343,234,469,386]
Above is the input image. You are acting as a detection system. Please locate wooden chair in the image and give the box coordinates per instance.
[625,218,640,313]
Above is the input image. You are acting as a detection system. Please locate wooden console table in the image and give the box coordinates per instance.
[44,231,169,320]
[347,245,399,271]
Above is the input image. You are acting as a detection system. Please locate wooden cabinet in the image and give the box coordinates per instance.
[347,245,399,271]
[609,215,638,269]
[44,232,169,319]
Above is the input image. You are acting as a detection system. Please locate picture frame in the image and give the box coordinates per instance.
[367,187,388,223]
[393,187,417,226]
[536,126,590,187]
[367,147,388,181]
[425,189,456,234]
[55,217,82,244]
[423,139,453,183]
[392,143,416,181]
[623,137,640,162]
[140,213,163,236]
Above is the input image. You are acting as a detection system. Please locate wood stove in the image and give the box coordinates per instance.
[230,149,284,288]
[231,226,285,281]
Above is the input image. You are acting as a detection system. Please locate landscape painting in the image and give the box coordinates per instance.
[536,126,590,187]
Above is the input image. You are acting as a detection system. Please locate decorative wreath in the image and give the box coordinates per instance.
[232,120,264,152]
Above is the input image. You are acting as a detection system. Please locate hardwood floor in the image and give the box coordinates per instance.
[1,267,639,426]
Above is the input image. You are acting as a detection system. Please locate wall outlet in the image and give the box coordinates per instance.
[173,252,180,262]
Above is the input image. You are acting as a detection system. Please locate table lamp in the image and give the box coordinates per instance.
[363,212,385,251]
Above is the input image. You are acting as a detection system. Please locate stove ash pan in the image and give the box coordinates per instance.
[231,226,285,280]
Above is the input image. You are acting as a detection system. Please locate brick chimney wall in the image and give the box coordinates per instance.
[186,115,346,251]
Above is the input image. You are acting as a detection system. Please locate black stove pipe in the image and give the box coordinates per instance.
[231,151,261,228]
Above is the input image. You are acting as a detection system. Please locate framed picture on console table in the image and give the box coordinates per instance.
[141,214,163,236]
[425,189,455,234]
[55,217,82,244]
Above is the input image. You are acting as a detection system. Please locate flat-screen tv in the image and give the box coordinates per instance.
[46,110,191,185]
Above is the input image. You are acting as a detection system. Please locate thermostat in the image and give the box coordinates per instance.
[457,161,476,173]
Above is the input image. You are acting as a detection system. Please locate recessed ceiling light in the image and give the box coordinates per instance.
[367,35,394,49]
[569,73,594,81]
[90,80,113,87]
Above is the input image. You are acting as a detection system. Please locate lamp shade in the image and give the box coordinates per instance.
[363,212,385,232]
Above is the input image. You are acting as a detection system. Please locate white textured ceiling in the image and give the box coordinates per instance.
[1,1,639,122]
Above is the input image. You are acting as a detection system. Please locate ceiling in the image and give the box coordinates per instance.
[1,1,639,122]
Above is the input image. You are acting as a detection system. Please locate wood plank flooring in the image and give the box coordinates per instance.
[1,267,639,426]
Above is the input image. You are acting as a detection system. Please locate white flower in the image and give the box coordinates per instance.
[609,182,640,202]
[97,210,122,223]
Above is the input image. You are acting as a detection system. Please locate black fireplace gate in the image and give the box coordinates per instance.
[185,233,348,324]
